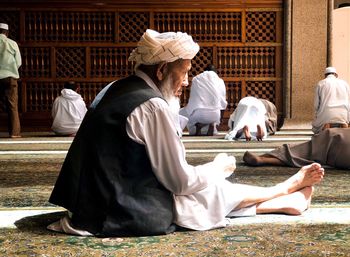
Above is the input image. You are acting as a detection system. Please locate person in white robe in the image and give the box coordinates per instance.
[48,29,325,236]
[312,67,350,134]
[225,96,268,141]
[179,65,227,135]
[51,81,87,136]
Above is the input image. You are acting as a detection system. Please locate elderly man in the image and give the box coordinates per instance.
[312,67,350,134]
[179,64,227,136]
[0,23,22,138]
[48,29,324,237]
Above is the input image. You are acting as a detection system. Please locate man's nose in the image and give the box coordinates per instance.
[182,74,189,87]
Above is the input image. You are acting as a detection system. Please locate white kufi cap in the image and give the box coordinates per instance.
[0,23,9,30]
[324,66,337,74]
[129,29,200,69]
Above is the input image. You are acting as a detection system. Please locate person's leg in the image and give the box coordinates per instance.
[234,163,324,210]
[243,151,285,166]
[256,186,313,215]
[5,78,21,137]
[243,125,251,141]
[256,124,265,141]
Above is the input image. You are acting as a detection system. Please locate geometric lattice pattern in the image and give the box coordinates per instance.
[90,47,135,78]
[56,48,85,78]
[226,81,242,112]
[118,12,149,42]
[0,3,283,130]
[246,81,276,103]
[24,12,114,42]
[154,12,241,42]
[25,82,61,112]
[0,11,20,41]
[21,47,51,78]
[217,47,275,77]
[246,12,276,42]
[25,81,107,112]
[190,47,213,78]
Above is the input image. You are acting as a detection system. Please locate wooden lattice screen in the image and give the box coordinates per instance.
[0,1,283,131]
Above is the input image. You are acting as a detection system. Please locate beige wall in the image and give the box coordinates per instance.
[283,0,328,129]
[332,7,350,84]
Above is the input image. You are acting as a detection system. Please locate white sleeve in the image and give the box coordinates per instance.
[126,98,226,195]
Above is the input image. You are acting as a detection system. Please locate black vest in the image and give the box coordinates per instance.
[49,76,175,237]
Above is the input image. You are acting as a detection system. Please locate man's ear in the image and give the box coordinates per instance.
[156,62,168,81]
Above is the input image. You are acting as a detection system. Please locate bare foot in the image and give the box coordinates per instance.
[243,125,251,141]
[256,124,265,141]
[280,163,324,194]
[243,151,261,166]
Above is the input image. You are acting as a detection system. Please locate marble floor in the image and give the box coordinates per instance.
[0,130,349,256]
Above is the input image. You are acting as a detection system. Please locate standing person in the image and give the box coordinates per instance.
[51,81,87,136]
[312,67,350,134]
[179,64,227,136]
[47,29,324,237]
[0,23,22,138]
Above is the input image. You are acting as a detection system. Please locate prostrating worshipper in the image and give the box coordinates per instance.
[225,96,274,141]
[47,29,324,237]
[312,67,350,134]
[243,128,350,169]
[51,81,87,136]
[179,64,227,136]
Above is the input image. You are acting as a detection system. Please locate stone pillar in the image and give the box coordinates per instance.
[282,0,329,129]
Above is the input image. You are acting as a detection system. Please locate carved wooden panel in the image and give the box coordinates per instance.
[0,1,283,131]
[25,12,115,42]
[154,12,241,42]
[90,47,134,77]
[21,47,51,78]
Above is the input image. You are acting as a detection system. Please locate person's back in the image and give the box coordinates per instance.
[312,67,350,134]
[180,65,227,135]
[51,81,87,136]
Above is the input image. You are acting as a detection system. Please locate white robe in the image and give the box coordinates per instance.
[51,89,87,135]
[312,74,350,134]
[225,96,267,140]
[48,71,256,235]
[180,71,227,135]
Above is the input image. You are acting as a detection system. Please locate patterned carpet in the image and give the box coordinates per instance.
[0,131,349,256]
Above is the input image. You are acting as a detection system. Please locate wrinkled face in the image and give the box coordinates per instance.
[162,59,191,98]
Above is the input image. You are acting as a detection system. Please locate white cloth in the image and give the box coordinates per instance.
[312,74,350,134]
[51,89,87,135]
[225,96,267,140]
[50,72,256,233]
[128,29,200,69]
[180,70,227,135]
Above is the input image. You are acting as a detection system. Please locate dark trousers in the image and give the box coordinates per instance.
[0,77,21,136]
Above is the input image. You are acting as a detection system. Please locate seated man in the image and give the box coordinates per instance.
[243,128,350,169]
[312,67,350,134]
[179,64,227,136]
[225,96,271,141]
[51,81,87,136]
[47,29,324,237]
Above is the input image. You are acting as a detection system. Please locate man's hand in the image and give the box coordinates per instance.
[213,153,236,178]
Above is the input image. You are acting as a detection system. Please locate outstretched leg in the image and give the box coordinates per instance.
[234,163,324,210]
[243,151,285,166]
[256,186,314,215]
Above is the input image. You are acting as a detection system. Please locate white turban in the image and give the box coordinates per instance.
[129,29,200,69]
